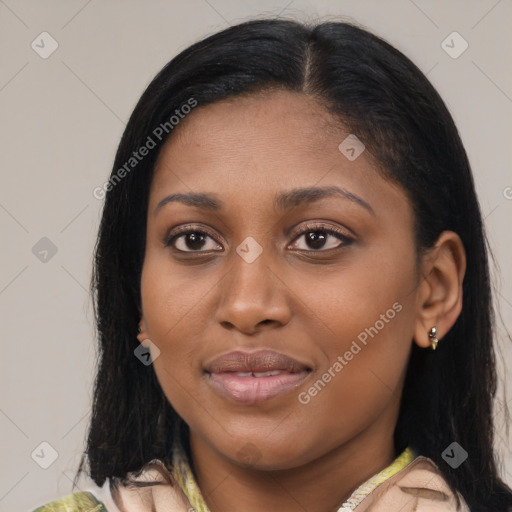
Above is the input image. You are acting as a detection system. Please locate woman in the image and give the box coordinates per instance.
[33,17,512,512]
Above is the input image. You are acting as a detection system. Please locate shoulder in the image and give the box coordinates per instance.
[31,491,108,512]
[31,462,194,512]
[360,456,470,512]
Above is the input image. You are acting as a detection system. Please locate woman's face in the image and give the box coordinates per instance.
[139,90,423,469]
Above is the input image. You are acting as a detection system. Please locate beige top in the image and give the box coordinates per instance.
[33,448,470,512]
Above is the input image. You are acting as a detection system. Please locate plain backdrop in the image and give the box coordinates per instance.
[0,1,511,510]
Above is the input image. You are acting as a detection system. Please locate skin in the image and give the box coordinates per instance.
[137,89,466,512]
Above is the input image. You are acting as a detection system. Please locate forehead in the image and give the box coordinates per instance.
[150,89,411,223]
[154,91,369,183]
[170,89,341,147]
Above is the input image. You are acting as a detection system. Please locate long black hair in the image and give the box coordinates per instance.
[75,17,512,511]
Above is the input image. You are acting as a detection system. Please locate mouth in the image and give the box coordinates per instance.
[204,350,312,404]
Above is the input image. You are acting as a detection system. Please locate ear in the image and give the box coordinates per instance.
[413,231,466,349]
[137,319,149,346]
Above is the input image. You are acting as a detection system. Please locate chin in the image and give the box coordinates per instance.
[215,435,317,471]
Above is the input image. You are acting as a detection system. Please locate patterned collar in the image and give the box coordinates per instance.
[170,444,415,512]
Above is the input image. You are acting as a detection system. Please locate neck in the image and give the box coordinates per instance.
[189,426,397,512]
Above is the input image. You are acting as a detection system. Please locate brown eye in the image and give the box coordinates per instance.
[289,224,353,252]
[165,229,223,252]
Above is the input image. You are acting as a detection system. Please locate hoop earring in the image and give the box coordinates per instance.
[429,326,439,350]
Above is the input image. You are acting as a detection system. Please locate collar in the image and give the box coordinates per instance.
[170,444,415,512]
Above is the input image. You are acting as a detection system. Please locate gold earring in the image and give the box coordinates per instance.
[429,326,439,350]
[137,325,142,334]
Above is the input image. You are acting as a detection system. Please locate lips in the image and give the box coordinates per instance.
[204,350,311,404]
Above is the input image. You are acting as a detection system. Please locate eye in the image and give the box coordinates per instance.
[165,222,353,254]
[288,222,353,252]
[165,226,223,253]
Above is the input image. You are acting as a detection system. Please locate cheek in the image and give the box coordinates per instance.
[299,288,412,412]
[292,292,414,460]
[300,247,416,357]
[295,345,408,460]
[140,249,216,338]
[139,256,216,413]
[294,247,416,422]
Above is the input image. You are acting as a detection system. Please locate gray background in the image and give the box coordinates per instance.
[0,1,511,510]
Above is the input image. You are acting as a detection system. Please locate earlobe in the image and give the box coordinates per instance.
[414,322,440,350]
[137,320,148,344]
[428,326,439,350]
[413,230,466,350]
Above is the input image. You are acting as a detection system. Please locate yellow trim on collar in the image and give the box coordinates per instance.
[338,447,415,511]
[171,444,415,512]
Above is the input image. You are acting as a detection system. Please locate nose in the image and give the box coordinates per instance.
[214,243,292,335]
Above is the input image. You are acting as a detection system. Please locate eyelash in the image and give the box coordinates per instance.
[164,222,354,254]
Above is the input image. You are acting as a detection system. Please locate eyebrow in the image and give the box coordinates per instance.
[154,185,375,216]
